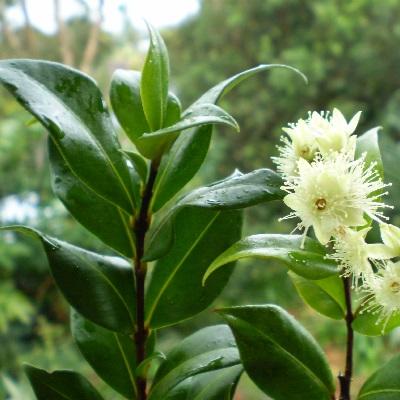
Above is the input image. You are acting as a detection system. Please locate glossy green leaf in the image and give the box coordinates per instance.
[71,310,137,399]
[137,91,182,159]
[149,325,242,400]
[136,103,238,161]
[145,208,242,329]
[180,168,283,208]
[356,127,384,178]
[219,305,335,400]
[123,150,148,183]
[151,64,305,212]
[138,102,238,144]
[204,234,338,284]
[186,64,306,113]
[0,60,138,214]
[49,140,135,258]
[110,69,150,141]
[289,272,345,319]
[25,365,104,400]
[145,169,283,261]
[352,308,400,336]
[0,226,136,333]
[141,22,169,132]
[358,354,400,399]
[151,125,213,212]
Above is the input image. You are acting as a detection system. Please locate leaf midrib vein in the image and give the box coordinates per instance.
[145,211,220,325]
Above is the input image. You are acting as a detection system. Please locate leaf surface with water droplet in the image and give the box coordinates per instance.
[0,225,136,333]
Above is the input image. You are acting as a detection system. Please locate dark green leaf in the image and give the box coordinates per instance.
[219,305,335,400]
[149,325,242,400]
[151,125,213,212]
[0,226,136,333]
[25,365,104,400]
[352,308,400,336]
[49,140,135,258]
[151,64,305,212]
[355,127,384,178]
[186,64,306,113]
[141,22,169,132]
[179,168,283,208]
[358,354,400,399]
[0,60,138,213]
[204,234,338,284]
[123,151,149,183]
[145,208,242,329]
[136,103,238,160]
[110,69,150,141]
[134,91,183,159]
[289,272,345,319]
[138,103,238,145]
[145,169,283,261]
[71,310,137,399]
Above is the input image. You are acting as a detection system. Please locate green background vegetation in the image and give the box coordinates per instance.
[1,0,400,398]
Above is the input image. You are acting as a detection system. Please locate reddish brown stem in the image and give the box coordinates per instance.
[338,276,354,400]
[133,161,158,400]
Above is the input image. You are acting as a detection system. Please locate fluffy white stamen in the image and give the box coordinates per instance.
[281,152,391,245]
[361,261,400,333]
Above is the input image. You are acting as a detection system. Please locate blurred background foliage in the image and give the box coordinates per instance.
[0,0,400,398]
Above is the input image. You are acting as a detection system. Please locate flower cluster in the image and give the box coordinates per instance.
[275,108,400,332]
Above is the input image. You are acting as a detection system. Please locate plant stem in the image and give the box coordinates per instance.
[339,276,354,400]
[133,160,159,400]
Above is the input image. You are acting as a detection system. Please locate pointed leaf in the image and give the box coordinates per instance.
[25,365,104,400]
[358,354,400,399]
[110,69,150,141]
[134,91,182,159]
[141,22,169,131]
[151,64,305,212]
[289,272,345,319]
[219,305,335,400]
[49,140,135,258]
[138,103,238,144]
[145,169,283,261]
[186,64,306,114]
[145,208,242,329]
[180,168,283,208]
[149,325,242,400]
[71,310,137,399]
[204,234,338,284]
[0,60,138,213]
[0,226,136,333]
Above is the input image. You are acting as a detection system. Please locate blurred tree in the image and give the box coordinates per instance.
[167,0,400,175]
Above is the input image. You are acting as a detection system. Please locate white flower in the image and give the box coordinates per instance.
[282,118,318,161]
[273,109,361,181]
[361,261,400,331]
[272,136,298,179]
[272,119,317,180]
[281,152,391,245]
[332,227,374,286]
[310,108,361,156]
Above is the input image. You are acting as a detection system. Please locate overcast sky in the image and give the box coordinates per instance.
[6,0,199,34]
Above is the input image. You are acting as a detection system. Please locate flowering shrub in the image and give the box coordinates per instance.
[1,25,399,400]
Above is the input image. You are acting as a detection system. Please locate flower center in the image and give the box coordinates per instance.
[315,198,327,210]
[390,280,400,294]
